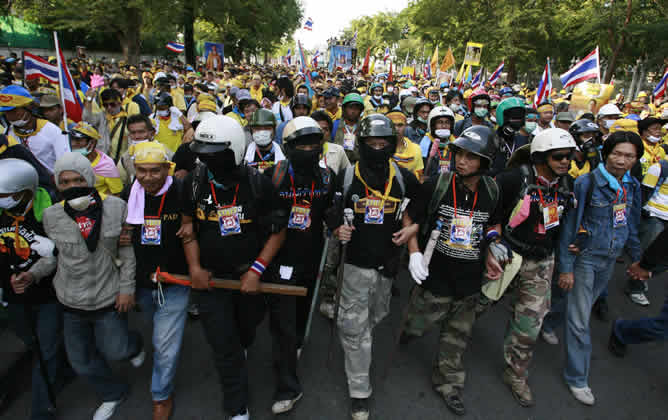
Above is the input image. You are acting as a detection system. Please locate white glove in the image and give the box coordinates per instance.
[408,252,429,285]
[489,241,512,266]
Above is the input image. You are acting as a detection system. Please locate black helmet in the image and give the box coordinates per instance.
[412,97,433,121]
[290,94,312,113]
[358,114,397,144]
[448,125,497,165]
[569,119,600,141]
[155,92,173,108]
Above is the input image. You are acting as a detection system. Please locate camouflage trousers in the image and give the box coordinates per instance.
[319,235,340,303]
[503,254,555,380]
[405,287,479,396]
[337,263,392,398]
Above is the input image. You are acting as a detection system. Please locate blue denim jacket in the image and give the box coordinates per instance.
[557,166,642,273]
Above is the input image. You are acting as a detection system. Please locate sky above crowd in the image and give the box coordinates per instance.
[298,0,409,50]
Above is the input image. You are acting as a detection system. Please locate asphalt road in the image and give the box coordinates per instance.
[3,261,668,420]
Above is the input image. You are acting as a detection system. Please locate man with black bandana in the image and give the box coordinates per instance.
[489,97,529,176]
[329,114,421,420]
[43,152,143,420]
[181,115,288,420]
[262,116,335,414]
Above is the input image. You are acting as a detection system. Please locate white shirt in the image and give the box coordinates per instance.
[272,101,293,123]
[8,120,70,173]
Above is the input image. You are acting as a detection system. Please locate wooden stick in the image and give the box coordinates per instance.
[155,271,308,297]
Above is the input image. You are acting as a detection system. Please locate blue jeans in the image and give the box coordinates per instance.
[615,292,668,344]
[544,253,616,387]
[63,308,142,402]
[8,302,70,420]
[135,285,189,401]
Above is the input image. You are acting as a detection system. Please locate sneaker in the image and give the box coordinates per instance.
[351,397,369,420]
[627,291,650,306]
[502,369,533,407]
[271,392,303,414]
[228,409,249,420]
[568,385,595,405]
[441,390,466,416]
[592,298,609,322]
[129,348,146,368]
[319,301,334,320]
[608,324,627,358]
[541,329,559,345]
[93,399,124,420]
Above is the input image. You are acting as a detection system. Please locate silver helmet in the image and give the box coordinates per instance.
[0,158,38,194]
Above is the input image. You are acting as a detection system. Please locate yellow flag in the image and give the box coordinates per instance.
[440,47,455,72]
[369,57,376,74]
[455,62,466,82]
[430,46,439,77]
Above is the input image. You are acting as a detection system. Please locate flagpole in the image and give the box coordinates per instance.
[596,45,601,84]
[53,31,68,131]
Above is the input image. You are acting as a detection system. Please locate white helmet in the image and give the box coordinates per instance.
[0,158,38,195]
[427,105,455,132]
[282,116,323,145]
[190,115,246,165]
[597,103,621,118]
[530,128,577,155]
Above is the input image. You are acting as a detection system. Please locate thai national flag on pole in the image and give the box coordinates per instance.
[303,17,313,31]
[489,61,504,85]
[559,47,600,89]
[23,52,60,84]
[383,47,390,63]
[312,50,321,68]
[297,40,313,96]
[534,58,552,106]
[471,68,482,88]
[285,49,292,66]
[424,57,431,79]
[653,68,668,98]
[54,32,83,122]
[166,42,185,53]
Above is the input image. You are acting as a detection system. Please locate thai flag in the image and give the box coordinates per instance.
[54,32,83,122]
[303,17,313,31]
[489,61,504,85]
[534,58,552,106]
[383,47,390,63]
[559,47,599,89]
[166,42,185,53]
[653,68,668,98]
[285,48,292,66]
[23,52,59,84]
[297,40,313,96]
[424,57,431,79]
[312,50,320,67]
[471,68,482,88]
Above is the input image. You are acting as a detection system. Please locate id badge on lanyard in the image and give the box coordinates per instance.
[288,204,311,230]
[542,201,560,230]
[364,197,384,224]
[447,216,473,249]
[343,132,356,151]
[141,217,162,245]
[218,205,241,236]
[613,203,627,228]
[439,149,451,173]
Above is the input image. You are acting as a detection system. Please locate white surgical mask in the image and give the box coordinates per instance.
[603,119,615,129]
[252,130,273,147]
[157,110,169,117]
[474,107,489,118]
[67,195,92,211]
[449,103,460,113]
[387,86,394,93]
[373,95,382,102]
[0,196,20,210]
[130,138,149,146]
[72,147,91,156]
[10,111,29,127]
[435,129,451,139]
[524,122,537,133]
[647,135,661,144]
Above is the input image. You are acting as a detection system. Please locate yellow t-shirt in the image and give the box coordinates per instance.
[640,141,666,176]
[91,153,123,195]
[326,107,342,122]
[393,137,424,178]
[155,117,183,153]
[250,85,263,103]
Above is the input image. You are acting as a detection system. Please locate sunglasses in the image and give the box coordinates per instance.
[550,152,573,161]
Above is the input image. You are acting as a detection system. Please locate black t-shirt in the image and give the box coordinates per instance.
[121,179,189,289]
[247,146,277,174]
[495,166,571,257]
[266,162,335,270]
[184,165,285,277]
[0,209,56,304]
[488,132,529,177]
[173,143,197,173]
[413,173,503,298]
[327,165,422,269]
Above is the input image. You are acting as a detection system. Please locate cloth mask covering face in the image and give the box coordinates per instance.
[157,110,169,117]
[417,117,428,125]
[435,129,451,139]
[252,130,273,147]
[373,95,383,102]
[10,110,30,127]
[62,186,95,211]
[474,107,489,118]
[359,141,393,171]
[603,119,615,129]
[524,122,537,133]
[199,150,239,185]
[0,196,21,210]
[647,135,661,144]
[289,146,322,176]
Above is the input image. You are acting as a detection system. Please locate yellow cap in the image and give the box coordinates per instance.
[609,118,639,135]
[71,121,101,140]
[128,142,175,175]
[637,91,648,99]
[198,99,217,112]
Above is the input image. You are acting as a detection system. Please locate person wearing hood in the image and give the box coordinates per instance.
[328,114,421,420]
[243,108,285,173]
[0,85,70,173]
[43,152,143,420]
[405,98,433,145]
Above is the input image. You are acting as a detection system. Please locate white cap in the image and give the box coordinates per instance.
[598,103,621,117]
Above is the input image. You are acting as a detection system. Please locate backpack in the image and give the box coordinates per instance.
[341,161,405,204]
[419,171,499,242]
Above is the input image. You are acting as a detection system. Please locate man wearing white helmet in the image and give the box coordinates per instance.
[419,105,456,177]
[596,103,621,140]
[181,115,288,420]
[494,128,577,407]
[0,159,66,420]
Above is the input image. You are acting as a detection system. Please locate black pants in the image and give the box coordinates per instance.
[264,293,302,401]
[294,264,319,347]
[194,289,263,416]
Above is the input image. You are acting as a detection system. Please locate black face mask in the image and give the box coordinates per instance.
[61,186,94,201]
[289,148,321,176]
[198,150,240,184]
[360,142,393,171]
